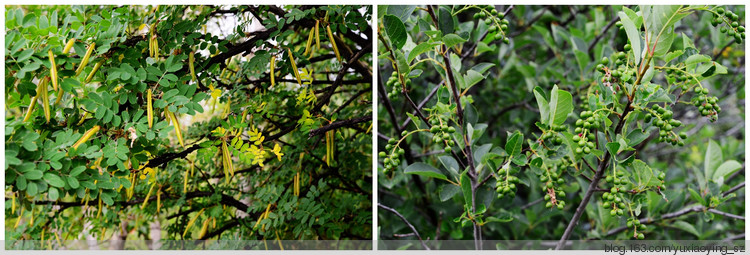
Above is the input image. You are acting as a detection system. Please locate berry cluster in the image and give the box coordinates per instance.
[627,218,647,239]
[664,68,693,91]
[495,164,519,199]
[539,167,566,210]
[472,6,510,44]
[540,124,566,146]
[429,117,456,153]
[596,52,632,94]
[572,111,599,155]
[712,7,745,44]
[645,104,685,146]
[601,171,628,217]
[380,136,405,175]
[385,71,410,100]
[692,87,721,122]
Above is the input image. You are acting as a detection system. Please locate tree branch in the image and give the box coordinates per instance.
[378,203,430,250]
[308,115,371,137]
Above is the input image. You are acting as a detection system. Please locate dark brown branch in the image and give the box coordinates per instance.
[587,12,621,59]
[308,115,372,137]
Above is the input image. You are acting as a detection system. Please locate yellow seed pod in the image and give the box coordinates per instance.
[39,77,50,123]
[48,50,59,91]
[167,110,185,148]
[198,216,211,239]
[315,20,321,50]
[147,89,153,128]
[287,49,302,85]
[96,193,102,219]
[326,25,341,62]
[149,35,155,58]
[141,181,157,210]
[75,42,96,76]
[269,56,276,87]
[183,168,189,194]
[71,125,100,150]
[85,60,103,83]
[11,193,16,214]
[62,38,75,54]
[183,208,206,238]
[189,51,197,82]
[77,112,89,125]
[153,35,160,59]
[304,27,314,56]
[156,188,161,211]
[23,95,38,123]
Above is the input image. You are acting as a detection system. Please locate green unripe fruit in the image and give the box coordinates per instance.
[494,33,504,40]
[557,203,564,210]
[624,44,631,51]
[441,125,449,132]
[606,176,613,183]
[617,52,627,60]
[498,12,505,19]
[388,138,396,144]
[603,202,611,208]
[509,183,516,190]
[484,18,492,25]
[720,26,728,33]
[679,132,687,139]
[611,187,618,194]
[379,152,386,157]
[575,147,583,154]
[732,21,739,28]
[637,233,645,239]
[444,146,452,153]
[490,9,498,15]
[497,193,504,199]
[430,126,439,133]
[398,148,405,155]
[558,191,565,197]
[601,57,609,65]
[473,13,480,19]
[557,178,565,184]
[448,140,455,146]
[587,142,594,148]
[717,7,725,14]
[583,147,591,154]
[544,194,551,201]
[500,24,508,31]
[503,37,509,44]
[596,64,605,72]
[442,133,450,140]
[627,221,633,228]
[588,133,595,141]
[572,135,581,142]
[447,126,456,133]
[503,186,511,193]
[728,30,735,36]
[658,172,666,180]
[578,140,586,146]
[546,182,554,189]
[617,209,624,216]
[610,210,617,216]
[546,202,553,208]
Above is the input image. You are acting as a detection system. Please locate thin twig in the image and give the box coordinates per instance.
[378,203,430,250]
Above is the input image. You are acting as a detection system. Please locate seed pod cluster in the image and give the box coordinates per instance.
[380,136,405,176]
[183,208,206,238]
[429,117,456,152]
[692,87,720,122]
[627,217,647,239]
[711,7,745,44]
[645,104,684,146]
[601,171,628,217]
[540,124,566,146]
[495,162,519,199]
[540,167,567,210]
[221,139,234,179]
[385,71,411,100]
[473,5,510,44]
[572,111,600,155]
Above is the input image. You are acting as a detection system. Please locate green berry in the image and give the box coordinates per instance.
[444,146,452,153]
[601,57,609,65]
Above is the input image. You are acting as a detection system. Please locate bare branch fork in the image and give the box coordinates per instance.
[378,203,430,250]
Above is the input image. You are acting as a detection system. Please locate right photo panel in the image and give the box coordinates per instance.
[377,5,745,250]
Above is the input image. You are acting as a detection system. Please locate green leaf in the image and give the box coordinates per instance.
[505,131,523,157]
[404,162,448,181]
[24,170,43,180]
[383,14,407,49]
[618,12,642,66]
[671,220,700,237]
[438,155,459,177]
[548,85,572,125]
[70,166,86,176]
[712,160,742,183]
[437,7,454,36]
[664,50,683,63]
[439,184,460,202]
[685,54,711,67]
[460,170,472,208]
[48,187,59,200]
[533,87,549,125]
[394,50,409,77]
[606,142,620,156]
[67,176,80,189]
[43,173,66,188]
[688,187,705,205]
[462,70,484,90]
[386,5,416,23]
[407,42,440,63]
[704,140,722,183]
[443,34,467,49]
[573,49,589,74]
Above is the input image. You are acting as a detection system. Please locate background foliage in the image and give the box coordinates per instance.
[5,5,372,248]
[377,5,744,248]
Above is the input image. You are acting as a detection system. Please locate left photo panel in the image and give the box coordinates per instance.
[4,5,373,250]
